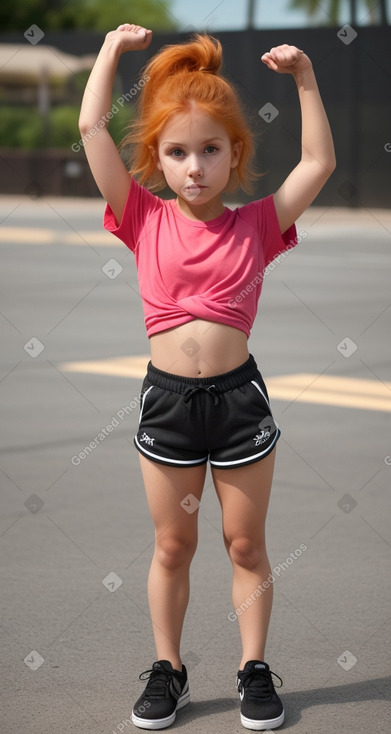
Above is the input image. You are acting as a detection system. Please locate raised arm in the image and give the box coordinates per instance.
[261,45,336,234]
[79,24,152,224]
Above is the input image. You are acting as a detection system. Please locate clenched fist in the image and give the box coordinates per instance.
[105,23,153,54]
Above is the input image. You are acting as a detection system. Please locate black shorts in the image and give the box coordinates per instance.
[134,354,280,469]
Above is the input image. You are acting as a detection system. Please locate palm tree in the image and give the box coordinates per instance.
[289,0,388,25]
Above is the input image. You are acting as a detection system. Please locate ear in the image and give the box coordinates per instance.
[149,145,163,171]
[231,140,242,169]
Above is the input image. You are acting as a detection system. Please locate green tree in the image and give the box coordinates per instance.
[289,0,388,25]
[0,0,178,32]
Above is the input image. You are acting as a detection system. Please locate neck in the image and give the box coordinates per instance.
[175,195,225,222]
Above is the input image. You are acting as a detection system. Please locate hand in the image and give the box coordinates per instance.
[261,44,312,75]
[105,23,153,54]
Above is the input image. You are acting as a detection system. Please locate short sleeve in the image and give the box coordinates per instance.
[252,194,299,268]
[103,177,162,252]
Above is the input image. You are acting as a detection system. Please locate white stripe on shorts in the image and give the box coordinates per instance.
[138,385,154,425]
[134,435,208,466]
[210,429,279,468]
[250,379,270,406]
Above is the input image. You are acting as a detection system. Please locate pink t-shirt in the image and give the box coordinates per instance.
[104,177,298,338]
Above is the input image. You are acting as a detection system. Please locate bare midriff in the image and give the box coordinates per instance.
[149,319,249,378]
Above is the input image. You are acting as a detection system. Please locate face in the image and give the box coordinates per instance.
[155,104,241,212]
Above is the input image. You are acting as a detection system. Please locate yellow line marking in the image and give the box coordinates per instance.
[59,357,391,413]
[267,373,391,412]
[0,228,118,246]
[61,355,149,378]
[62,231,117,246]
[0,227,53,243]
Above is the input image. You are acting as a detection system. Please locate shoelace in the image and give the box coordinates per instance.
[238,668,283,698]
[139,666,173,698]
[183,384,220,406]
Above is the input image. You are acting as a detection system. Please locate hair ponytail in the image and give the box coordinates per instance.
[121,34,259,193]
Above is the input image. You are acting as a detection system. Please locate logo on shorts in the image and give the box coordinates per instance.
[253,429,271,446]
[253,416,277,447]
[140,432,155,446]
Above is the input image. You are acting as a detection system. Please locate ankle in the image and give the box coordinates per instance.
[157,656,182,672]
[239,655,265,670]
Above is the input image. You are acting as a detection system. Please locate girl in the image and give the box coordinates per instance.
[79,24,335,731]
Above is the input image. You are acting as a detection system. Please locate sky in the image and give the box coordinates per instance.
[169,0,391,31]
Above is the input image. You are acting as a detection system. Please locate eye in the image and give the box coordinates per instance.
[170,148,184,158]
[204,145,218,154]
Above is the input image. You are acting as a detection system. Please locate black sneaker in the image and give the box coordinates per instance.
[236,660,284,730]
[131,660,190,730]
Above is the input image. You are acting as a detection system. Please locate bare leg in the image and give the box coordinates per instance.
[212,448,276,669]
[139,455,207,670]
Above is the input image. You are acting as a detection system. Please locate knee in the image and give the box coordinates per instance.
[155,535,197,571]
[227,536,266,571]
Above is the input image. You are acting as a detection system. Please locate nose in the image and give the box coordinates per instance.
[187,154,202,178]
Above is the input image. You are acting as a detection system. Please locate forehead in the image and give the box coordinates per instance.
[159,106,228,144]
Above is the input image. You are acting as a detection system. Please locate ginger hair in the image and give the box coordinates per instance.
[120,33,259,193]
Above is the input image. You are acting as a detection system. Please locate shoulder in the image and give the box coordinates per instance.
[126,176,164,214]
[103,177,166,250]
[237,195,274,218]
[230,195,276,236]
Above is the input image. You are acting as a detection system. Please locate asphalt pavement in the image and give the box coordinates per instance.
[0,195,390,733]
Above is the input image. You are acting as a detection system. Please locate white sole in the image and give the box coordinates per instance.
[240,709,285,731]
[131,690,190,730]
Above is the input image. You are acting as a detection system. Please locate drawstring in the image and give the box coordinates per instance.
[183,384,220,406]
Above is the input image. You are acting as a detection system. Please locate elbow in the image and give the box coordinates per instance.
[321,154,337,182]
[78,116,92,137]
[328,154,337,175]
[326,148,337,176]
[78,115,109,142]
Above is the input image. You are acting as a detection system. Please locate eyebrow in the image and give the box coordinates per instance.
[161,137,225,146]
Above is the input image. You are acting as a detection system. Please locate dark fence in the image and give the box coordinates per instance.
[1,26,390,207]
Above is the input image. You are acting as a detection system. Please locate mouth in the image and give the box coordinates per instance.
[181,183,207,201]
